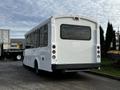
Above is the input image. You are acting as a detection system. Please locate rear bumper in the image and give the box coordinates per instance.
[52,63,101,71]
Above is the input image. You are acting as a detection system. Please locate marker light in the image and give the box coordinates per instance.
[97,46,100,49]
[97,55,100,58]
[52,50,56,54]
[52,55,56,59]
[74,17,79,20]
[52,45,56,49]
[97,51,100,54]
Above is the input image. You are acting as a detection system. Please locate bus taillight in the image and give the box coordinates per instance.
[97,46,100,49]
[52,45,56,59]
[52,50,56,54]
[97,45,100,58]
[52,45,56,49]
[52,55,56,59]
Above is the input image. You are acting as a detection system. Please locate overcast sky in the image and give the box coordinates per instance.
[0,0,120,38]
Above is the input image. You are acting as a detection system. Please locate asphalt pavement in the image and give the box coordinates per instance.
[0,61,119,90]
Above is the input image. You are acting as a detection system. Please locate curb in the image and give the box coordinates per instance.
[85,71,120,81]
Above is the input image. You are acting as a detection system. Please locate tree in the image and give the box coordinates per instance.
[119,35,120,50]
[105,22,114,52]
[99,26,105,56]
[111,30,116,50]
[100,26,104,46]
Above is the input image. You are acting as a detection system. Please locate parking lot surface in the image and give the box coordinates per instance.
[0,61,119,90]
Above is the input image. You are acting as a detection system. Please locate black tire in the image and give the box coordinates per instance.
[34,61,39,74]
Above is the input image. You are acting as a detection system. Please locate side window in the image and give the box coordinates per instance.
[34,30,38,48]
[38,28,41,47]
[40,27,44,47]
[25,24,48,48]
[39,24,48,47]
[43,24,48,46]
[25,33,34,48]
[31,33,34,47]
[25,35,29,46]
[33,31,35,48]
[36,29,40,47]
[29,33,33,47]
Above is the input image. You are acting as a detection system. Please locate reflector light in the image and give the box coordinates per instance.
[52,50,56,54]
[97,51,100,54]
[97,46,100,49]
[52,55,56,59]
[74,17,79,20]
[52,45,56,49]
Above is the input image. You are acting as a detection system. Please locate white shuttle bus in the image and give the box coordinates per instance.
[23,16,101,73]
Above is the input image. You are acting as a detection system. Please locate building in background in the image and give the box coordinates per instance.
[0,29,10,57]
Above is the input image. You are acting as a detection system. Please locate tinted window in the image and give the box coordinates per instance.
[25,24,48,48]
[39,24,48,47]
[60,24,91,40]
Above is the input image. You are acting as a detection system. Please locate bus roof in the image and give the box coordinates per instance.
[25,15,97,36]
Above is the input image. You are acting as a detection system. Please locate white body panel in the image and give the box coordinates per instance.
[55,17,97,64]
[23,21,52,71]
[23,16,101,72]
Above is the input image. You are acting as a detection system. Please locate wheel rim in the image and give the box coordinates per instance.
[17,55,21,60]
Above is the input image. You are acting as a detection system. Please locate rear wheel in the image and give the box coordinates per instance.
[34,61,39,74]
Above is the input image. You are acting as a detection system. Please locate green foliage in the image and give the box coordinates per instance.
[105,22,114,53]
[94,58,120,77]
[119,35,120,50]
[100,26,104,45]
[99,26,105,56]
[112,30,116,50]
[100,22,117,56]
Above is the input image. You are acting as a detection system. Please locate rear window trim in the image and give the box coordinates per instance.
[60,24,91,41]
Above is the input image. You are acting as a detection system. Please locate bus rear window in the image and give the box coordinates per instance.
[60,24,91,40]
